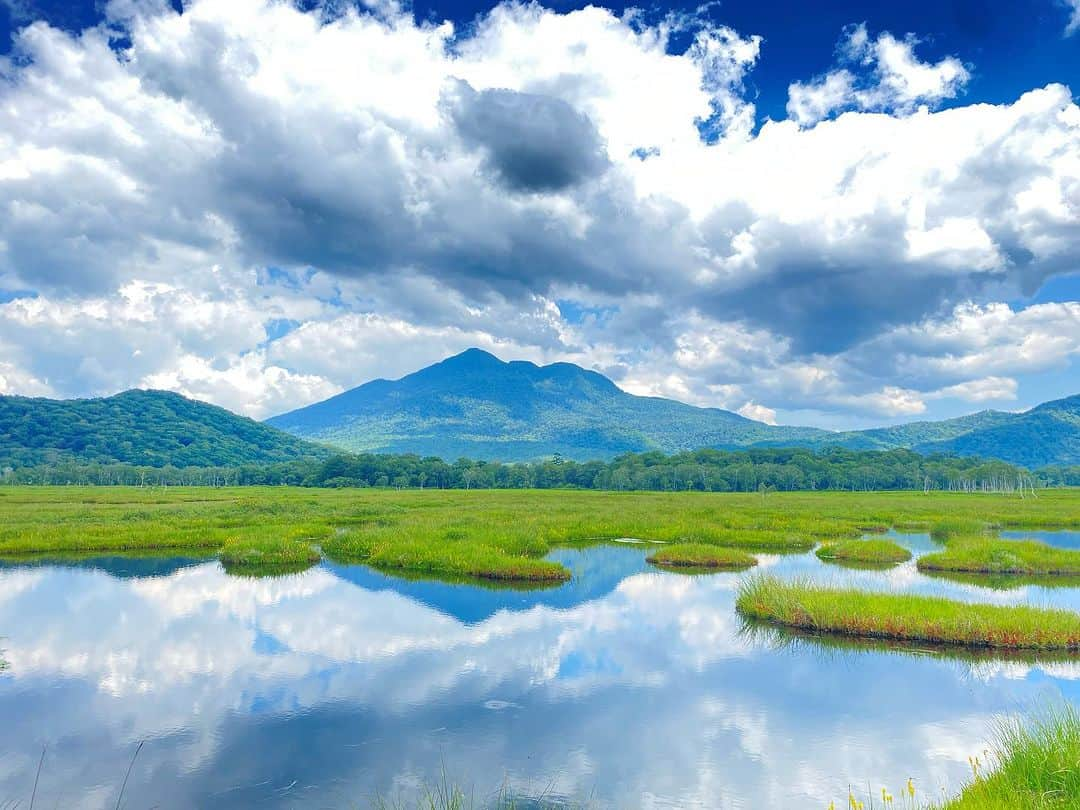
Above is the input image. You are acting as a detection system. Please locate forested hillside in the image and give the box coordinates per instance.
[0,389,329,469]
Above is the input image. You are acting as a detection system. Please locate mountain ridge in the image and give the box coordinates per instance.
[2,351,1075,470]
[267,348,1080,467]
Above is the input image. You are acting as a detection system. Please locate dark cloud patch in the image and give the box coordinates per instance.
[445,81,609,193]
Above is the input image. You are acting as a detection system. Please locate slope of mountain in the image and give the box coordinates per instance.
[0,389,329,469]
[267,348,831,461]
[753,395,1080,467]
[911,395,1080,468]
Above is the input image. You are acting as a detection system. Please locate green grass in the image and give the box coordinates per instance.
[218,535,321,577]
[646,543,757,569]
[929,517,995,542]
[736,575,1080,650]
[918,538,1080,577]
[815,538,912,567]
[827,707,1080,809]
[934,706,1080,809]
[0,487,1076,583]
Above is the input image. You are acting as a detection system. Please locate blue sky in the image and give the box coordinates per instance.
[0,0,1076,428]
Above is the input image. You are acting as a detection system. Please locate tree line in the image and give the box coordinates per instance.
[0,447,1052,492]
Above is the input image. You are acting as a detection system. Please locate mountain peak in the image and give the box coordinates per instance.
[267,349,828,461]
[440,347,504,369]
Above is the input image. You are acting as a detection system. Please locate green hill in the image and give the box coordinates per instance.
[0,389,329,469]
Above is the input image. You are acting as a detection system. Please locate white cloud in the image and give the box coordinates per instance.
[882,302,1080,381]
[140,350,339,419]
[0,0,1075,424]
[737,401,778,424]
[787,24,970,127]
[1066,0,1080,35]
[928,376,1019,403]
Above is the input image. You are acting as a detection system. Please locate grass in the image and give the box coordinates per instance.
[815,538,912,567]
[918,538,1080,577]
[935,706,1080,809]
[0,487,1076,583]
[218,535,321,577]
[646,542,757,569]
[736,575,1080,650]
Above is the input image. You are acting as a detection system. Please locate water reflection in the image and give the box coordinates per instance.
[1000,529,1080,549]
[0,542,1078,808]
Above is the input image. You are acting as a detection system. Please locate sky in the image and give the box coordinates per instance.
[0,0,1077,430]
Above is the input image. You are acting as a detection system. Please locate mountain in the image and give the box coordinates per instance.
[0,389,329,469]
[766,395,1080,467]
[268,349,1080,467]
[267,348,830,461]
[911,395,1080,468]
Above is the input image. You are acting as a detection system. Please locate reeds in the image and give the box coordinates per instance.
[918,538,1080,577]
[736,575,1080,650]
[815,539,912,566]
[646,543,757,569]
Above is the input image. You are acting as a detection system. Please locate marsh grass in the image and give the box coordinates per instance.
[935,706,1080,809]
[0,488,1077,583]
[815,539,912,567]
[646,543,757,569]
[736,575,1080,650]
[918,538,1080,577]
[218,535,321,576]
[930,518,994,542]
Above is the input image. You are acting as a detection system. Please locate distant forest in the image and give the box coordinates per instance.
[3,447,1067,492]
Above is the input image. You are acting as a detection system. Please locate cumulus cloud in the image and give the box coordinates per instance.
[0,0,1076,424]
[787,24,970,127]
[736,401,778,424]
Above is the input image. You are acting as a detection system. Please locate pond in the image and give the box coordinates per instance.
[1,537,1079,808]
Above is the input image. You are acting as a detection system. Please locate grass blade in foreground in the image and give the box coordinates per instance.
[736,575,1080,650]
[934,705,1080,809]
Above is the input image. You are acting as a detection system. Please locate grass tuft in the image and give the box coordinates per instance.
[646,543,756,570]
[935,705,1080,809]
[736,575,1080,650]
[815,538,912,567]
[218,535,320,577]
[918,538,1080,577]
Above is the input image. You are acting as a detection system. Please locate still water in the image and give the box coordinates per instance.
[2,534,1079,808]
